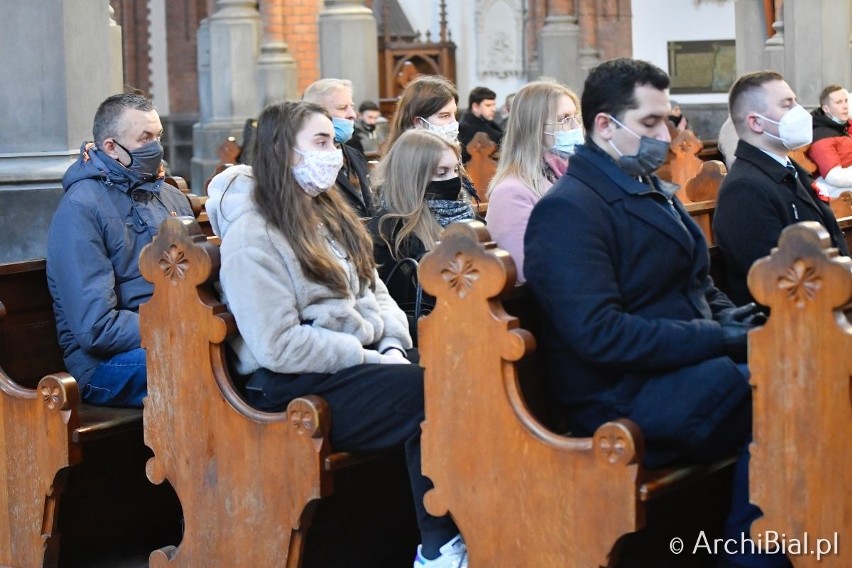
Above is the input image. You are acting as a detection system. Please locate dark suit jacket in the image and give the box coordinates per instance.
[337,145,374,218]
[713,140,849,305]
[458,112,503,164]
[524,143,750,468]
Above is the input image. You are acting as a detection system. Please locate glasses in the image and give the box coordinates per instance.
[545,115,582,131]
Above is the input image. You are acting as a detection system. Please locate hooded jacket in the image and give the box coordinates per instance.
[808,108,852,196]
[205,166,411,376]
[46,143,192,387]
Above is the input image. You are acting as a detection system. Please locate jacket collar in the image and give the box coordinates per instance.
[567,142,700,257]
[733,140,821,211]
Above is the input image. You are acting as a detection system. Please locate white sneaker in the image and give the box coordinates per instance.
[413,534,468,568]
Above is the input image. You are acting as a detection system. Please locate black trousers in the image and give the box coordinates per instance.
[245,350,458,552]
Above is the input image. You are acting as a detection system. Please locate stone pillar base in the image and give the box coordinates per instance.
[191,121,246,194]
[538,17,582,89]
[0,151,78,262]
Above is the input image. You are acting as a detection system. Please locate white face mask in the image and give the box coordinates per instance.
[754,105,813,150]
[418,116,460,144]
[292,148,344,197]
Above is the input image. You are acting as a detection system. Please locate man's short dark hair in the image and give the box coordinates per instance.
[468,86,497,108]
[581,58,670,132]
[93,93,155,147]
[819,84,845,107]
[359,100,380,113]
[727,70,784,131]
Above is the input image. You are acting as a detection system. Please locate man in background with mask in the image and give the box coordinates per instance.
[346,99,386,158]
[303,78,374,218]
[526,59,784,568]
[806,84,852,197]
[714,71,848,306]
[46,93,192,407]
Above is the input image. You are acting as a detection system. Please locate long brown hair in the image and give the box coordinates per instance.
[251,100,375,294]
[373,130,453,259]
[385,75,458,153]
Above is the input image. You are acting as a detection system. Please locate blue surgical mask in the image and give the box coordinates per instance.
[826,110,846,125]
[547,129,584,157]
[332,117,355,143]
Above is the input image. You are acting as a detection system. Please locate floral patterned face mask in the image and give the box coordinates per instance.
[292,148,344,196]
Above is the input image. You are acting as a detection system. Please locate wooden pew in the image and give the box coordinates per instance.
[465,131,498,204]
[139,217,416,567]
[747,222,851,567]
[667,128,705,190]
[0,260,153,567]
[418,221,736,567]
[683,160,727,246]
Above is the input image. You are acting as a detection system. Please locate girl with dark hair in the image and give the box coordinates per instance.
[205,100,467,568]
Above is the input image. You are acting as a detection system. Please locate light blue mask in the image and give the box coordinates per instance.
[332,117,355,143]
[551,129,584,156]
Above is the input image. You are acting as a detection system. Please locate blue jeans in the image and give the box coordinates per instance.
[82,348,147,408]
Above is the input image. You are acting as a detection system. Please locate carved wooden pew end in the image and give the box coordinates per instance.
[140,217,413,566]
[418,221,736,567]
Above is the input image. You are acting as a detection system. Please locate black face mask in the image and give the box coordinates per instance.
[425,176,462,201]
[113,139,164,180]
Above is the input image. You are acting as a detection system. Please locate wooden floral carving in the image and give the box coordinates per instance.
[441,253,480,299]
[778,258,821,308]
[160,245,190,283]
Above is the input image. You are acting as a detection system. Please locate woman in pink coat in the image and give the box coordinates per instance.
[485,79,581,282]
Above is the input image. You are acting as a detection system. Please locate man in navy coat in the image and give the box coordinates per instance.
[524,59,788,568]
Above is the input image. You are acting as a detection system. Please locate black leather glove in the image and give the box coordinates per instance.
[721,321,750,363]
[716,302,768,328]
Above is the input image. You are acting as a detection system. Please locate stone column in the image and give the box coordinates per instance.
[108,5,124,94]
[576,0,600,90]
[762,1,785,75]
[318,0,379,103]
[819,0,851,99]
[0,0,121,262]
[538,0,582,88]
[783,0,825,106]
[191,0,261,191]
[734,0,767,75]
[258,0,298,106]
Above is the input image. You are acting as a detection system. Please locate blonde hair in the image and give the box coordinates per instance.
[489,79,580,199]
[302,78,353,106]
[373,130,457,259]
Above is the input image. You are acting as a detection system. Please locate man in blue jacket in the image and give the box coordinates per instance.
[46,93,192,407]
[525,59,788,567]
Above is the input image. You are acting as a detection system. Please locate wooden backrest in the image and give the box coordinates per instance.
[0,262,82,567]
[668,129,705,194]
[464,131,498,201]
[139,217,334,566]
[418,221,644,567]
[790,144,818,175]
[747,221,851,566]
[830,191,852,219]
[683,159,726,203]
[0,260,65,388]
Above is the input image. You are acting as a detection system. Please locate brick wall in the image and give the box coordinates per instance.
[166,0,209,115]
[278,0,323,94]
[111,0,151,95]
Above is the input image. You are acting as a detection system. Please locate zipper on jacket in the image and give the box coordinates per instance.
[792,203,799,220]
